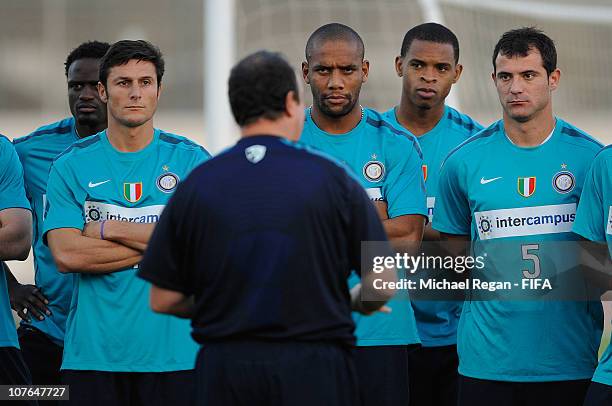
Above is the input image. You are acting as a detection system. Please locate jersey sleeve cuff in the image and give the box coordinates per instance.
[571,225,601,242]
[388,207,429,222]
[432,222,470,236]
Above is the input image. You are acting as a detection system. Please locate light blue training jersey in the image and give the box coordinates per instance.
[13,117,79,346]
[433,119,604,381]
[573,145,612,386]
[0,135,31,349]
[43,129,210,372]
[300,107,427,346]
[382,105,483,346]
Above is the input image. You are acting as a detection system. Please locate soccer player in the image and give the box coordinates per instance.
[573,145,612,405]
[43,40,210,406]
[138,50,395,406]
[382,23,483,406]
[8,41,110,391]
[433,27,603,406]
[300,23,427,406]
[0,136,34,390]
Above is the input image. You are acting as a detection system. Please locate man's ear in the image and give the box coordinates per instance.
[98,82,108,103]
[302,61,310,85]
[549,68,561,91]
[361,59,370,83]
[453,63,463,84]
[394,56,403,77]
[285,91,301,117]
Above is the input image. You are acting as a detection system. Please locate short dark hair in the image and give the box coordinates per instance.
[99,40,165,87]
[64,41,111,77]
[305,23,364,62]
[492,27,557,75]
[228,50,299,127]
[400,23,460,63]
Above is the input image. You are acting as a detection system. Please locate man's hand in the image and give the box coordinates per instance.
[350,284,392,315]
[82,221,102,239]
[9,284,50,322]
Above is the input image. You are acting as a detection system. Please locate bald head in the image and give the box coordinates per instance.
[305,23,365,62]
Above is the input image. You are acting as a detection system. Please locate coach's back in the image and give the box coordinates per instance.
[140,134,387,346]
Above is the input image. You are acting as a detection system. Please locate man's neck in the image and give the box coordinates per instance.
[240,117,295,142]
[503,109,556,147]
[106,120,155,152]
[310,104,362,135]
[75,122,106,139]
[396,98,445,136]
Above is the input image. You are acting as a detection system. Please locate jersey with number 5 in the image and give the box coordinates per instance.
[433,119,604,382]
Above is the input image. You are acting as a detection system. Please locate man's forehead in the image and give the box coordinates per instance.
[407,40,455,62]
[108,59,156,78]
[67,58,100,80]
[309,39,362,64]
[495,49,545,71]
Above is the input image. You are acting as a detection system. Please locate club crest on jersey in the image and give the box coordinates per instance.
[157,172,179,193]
[517,177,536,198]
[123,182,143,203]
[245,145,266,164]
[478,215,492,236]
[422,164,428,182]
[363,160,385,182]
[552,171,575,194]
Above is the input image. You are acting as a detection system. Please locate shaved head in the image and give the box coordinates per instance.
[305,23,365,62]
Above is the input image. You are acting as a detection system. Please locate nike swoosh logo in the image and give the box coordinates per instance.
[88,180,111,188]
[480,177,502,185]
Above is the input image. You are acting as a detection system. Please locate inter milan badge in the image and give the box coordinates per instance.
[517,176,536,198]
[363,160,385,182]
[124,182,143,203]
[157,172,179,193]
[245,145,266,164]
[552,171,575,194]
[478,215,492,236]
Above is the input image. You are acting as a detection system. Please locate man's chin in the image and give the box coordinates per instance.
[320,102,356,118]
[76,115,102,126]
[118,117,149,128]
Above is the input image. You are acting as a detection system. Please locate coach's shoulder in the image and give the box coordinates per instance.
[158,130,211,157]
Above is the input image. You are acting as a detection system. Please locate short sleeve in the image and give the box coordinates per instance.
[384,136,428,219]
[573,158,605,242]
[433,153,471,235]
[42,160,87,243]
[0,137,29,211]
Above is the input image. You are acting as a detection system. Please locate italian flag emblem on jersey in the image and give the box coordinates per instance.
[123,182,143,203]
[517,177,536,197]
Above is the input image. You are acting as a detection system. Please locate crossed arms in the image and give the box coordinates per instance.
[47,221,154,274]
